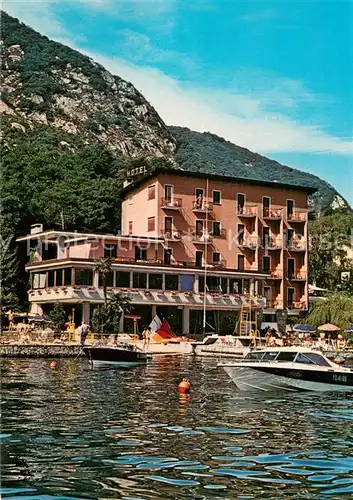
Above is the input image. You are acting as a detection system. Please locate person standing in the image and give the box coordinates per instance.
[142,326,150,350]
[7,310,15,331]
[80,320,90,346]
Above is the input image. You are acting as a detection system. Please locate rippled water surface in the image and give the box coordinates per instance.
[1,356,353,499]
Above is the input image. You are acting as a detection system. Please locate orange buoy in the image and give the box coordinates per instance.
[178,378,191,394]
[49,361,57,369]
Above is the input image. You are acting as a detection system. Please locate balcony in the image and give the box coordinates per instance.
[263,237,282,250]
[237,237,258,250]
[211,228,227,239]
[161,197,183,210]
[264,299,284,309]
[264,269,282,279]
[288,300,307,311]
[191,231,213,244]
[287,271,307,281]
[287,210,307,223]
[160,229,182,241]
[192,201,213,213]
[208,259,226,269]
[263,208,283,220]
[237,204,258,218]
[286,240,306,252]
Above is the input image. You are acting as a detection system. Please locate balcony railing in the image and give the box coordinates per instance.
[160,229,182,241]
[263,269,282,279]
[192,201,213,213]
[263,237,282,250]
[237,204,258,217]
[287,300,307,310]
[236,266,258,273]
[263,208,283,220]
[191,231,213,244]
[161,197,183,209]
[286,240,306,252]
[211,228,227,239]
[208,259,226,269]
[287,271,307,281]
[237,237,259,250]
[287,210,307,223]
[264,299,284,309]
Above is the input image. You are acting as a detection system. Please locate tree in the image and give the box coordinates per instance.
[0,231,20,312]
[92,292,131,333]
[93,257,113,307]
[306,293,353,331]
[48,302,67,332]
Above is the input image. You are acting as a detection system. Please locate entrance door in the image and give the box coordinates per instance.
[195,250,203,268]
[288,258,295,279]
[164,185,173,203]
[263,197,270,217]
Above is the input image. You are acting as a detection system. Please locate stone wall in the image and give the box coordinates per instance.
[0,344,83,358]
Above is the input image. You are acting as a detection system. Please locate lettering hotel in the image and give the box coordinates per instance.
[17,168,315,333]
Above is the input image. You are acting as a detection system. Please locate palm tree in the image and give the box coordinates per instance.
[93,257,113,307]
[307,293,353,330]
[106,293,132,332]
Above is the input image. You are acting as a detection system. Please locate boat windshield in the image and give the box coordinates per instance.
[243,351,331,366]
[294,352,330,367]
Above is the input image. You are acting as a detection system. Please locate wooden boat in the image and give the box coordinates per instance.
[83,345,148,368]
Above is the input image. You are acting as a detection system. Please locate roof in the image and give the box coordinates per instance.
[120,166,318,196]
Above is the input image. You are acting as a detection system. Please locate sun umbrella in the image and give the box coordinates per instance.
[318,323,340,332]
[293,324,315,333]
[346,326,353,333]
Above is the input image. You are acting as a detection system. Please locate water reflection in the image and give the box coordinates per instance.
[1,356,353,498]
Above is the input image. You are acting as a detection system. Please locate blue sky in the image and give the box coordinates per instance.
[5,0,353,204]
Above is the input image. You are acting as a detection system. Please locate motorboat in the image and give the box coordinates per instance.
[83,344,148,368]
[219,346,353,392]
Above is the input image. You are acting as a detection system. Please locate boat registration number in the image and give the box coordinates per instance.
[333,374,348,383]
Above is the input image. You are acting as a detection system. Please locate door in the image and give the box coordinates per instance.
[263,255,271,273]
[287,229,294,247]
[237,194,245,214]
[263,197,270,217]
[237,223,245,244]
[287,287,295,307]
[196,220,204,235]
[195,250,203,268]
[287,199,294,219]
[164,216,172,237]
[288,258,295,279]
[164,248,172,265]
[195,188,204,209]
[264,286,271,303]
[238,254,245,271]
[262,227,270,247]
[164,185,173,203]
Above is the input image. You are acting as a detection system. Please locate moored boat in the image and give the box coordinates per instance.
[219,347,353,392]
[83,345,148,368]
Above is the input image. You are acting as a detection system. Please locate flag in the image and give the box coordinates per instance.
[149,315,162,333]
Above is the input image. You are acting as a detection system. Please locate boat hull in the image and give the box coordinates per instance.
[83,347,147,367]
[222,365,353,392]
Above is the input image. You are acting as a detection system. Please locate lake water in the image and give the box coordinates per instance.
[1,356,353,499]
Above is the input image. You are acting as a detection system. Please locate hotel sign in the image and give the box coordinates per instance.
[127,166,148,177]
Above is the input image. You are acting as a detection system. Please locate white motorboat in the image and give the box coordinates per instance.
[220,347,353,392]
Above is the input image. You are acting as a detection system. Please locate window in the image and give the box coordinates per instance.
[135,246,147,261]
[263,256,271,273]
[212,221,221,236]
[237,254,245,271]
[33,272,46,289]
[195,251,203,268]
[148,185,156,200]
[212,252,221,265]
[99,271,114,287]
[47,270,55,287]
[116,271,130,288]
[287,229,294,247]
[64,268,72,286]
[295,353,330,367]
[75,269,93,286]
[164,248,172,265]
[180,274,194,291]
[221,277,228,293]
[56,269,63,286]
[276,351,297,362]
[133,272,147,289]
[196,220,204,235]
[262,351,279,361]
[287,199,294,219]
[104,244,117,258]
[149,273,163,289]
[244,352,264,360]
[237,193,245,214]
[213,190,221,205]
[147,217,155,232]
[195,188,204,209]
[165,274,178,290]
[287,287,295,306]
[263,286,271,301]
[262,227,270,247]
[164,216,173,233]
[164,184,173,203]
[128,221,133,235]
[263,196,270,217]
[206,276,220,292]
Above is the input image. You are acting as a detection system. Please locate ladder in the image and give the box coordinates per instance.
[238,297,261,345]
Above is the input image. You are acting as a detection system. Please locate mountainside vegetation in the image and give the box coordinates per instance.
[1,12,352,310]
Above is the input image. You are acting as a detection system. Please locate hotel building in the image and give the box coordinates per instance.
[17,168,315,334]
